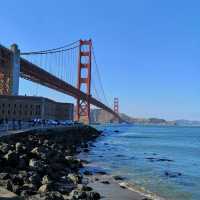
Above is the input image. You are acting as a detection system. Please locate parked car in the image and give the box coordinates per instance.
[47,120,58,126]
[74,121,83,126]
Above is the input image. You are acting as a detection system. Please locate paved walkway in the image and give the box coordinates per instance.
[0,125,67,137]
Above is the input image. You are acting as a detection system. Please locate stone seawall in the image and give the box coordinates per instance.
[0,125,101,200]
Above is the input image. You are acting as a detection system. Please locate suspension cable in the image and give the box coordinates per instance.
[91,45,109,106]
[21,45,80,55]
[21,40,80,55]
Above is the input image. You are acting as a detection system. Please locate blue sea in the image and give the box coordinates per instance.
[81,124,200,200]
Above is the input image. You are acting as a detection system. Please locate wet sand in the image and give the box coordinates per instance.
[86,174,151,200]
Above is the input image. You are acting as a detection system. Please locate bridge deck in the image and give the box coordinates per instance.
[0,45,119,119]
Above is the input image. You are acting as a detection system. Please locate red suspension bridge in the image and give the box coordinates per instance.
[0,39,120,123]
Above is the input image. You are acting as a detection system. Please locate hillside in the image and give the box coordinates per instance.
[91,109,176,125]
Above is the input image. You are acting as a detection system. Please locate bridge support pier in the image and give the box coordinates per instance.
[0,44,20,95]
[113,97,120,123]
[76,40,92,124]
[10,44,20,95]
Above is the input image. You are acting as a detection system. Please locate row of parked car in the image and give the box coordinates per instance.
[29,119,83,126]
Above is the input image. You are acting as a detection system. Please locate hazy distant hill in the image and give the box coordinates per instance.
[91,109,200,126]
[174,119,200,126]
[91,109,175,125]
[119,113,175,125]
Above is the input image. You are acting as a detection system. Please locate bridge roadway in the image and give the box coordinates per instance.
[0,44,119,119]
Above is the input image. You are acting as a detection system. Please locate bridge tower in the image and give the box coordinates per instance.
[114,97,119,114]
[0,44,20,95]
[76,39,92,124]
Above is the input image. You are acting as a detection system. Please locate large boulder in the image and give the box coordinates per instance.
[70,189,100,200]
[0,173,10,180]
[28,173,41,186]
[0,142,9,154]
[53,182,75,195]
[70,189,87,199]
[67,173,82,185]
[87,191,101,200]
[41,175,52,185]
[29,159,46,172]
[30,147,48,160]
[15,142,26,153]
[4,150,19,165]
[0,179,13,191]
[38,184,53,193]
[11,174,24,186]
[27,192,64,200]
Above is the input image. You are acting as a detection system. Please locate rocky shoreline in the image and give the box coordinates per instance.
[0,125,101,200]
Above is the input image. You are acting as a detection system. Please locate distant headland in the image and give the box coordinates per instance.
[91,109,200,126]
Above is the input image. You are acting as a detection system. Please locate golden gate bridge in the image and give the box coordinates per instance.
[0,39,120,123]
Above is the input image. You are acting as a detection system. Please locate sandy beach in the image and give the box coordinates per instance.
[87,174,148,200]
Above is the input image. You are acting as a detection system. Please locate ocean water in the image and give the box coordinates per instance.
[81,124,200,200]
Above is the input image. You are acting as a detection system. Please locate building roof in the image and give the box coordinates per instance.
[0,95,73,105]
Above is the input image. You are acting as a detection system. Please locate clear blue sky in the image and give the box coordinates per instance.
[0,0,200,120]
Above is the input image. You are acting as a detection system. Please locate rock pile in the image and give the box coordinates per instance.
[0,126,101,200]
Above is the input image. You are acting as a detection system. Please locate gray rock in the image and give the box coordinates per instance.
[96,171,107,175]
[4,150,18,164]
[53,182,74,194]
[27,192,64,200]
[77,184,92,191]
[20,189,36,197]
[15,142,24,153]
[113,175,125,181]
[22,183,36,191]
[38,184,52,193]
[10,184,20,194]
[67,173,81,185]
[29,159,45,171]
[70,190,100,200]
[101,181,110,184]
[0,142,9,153]
[18,157,27,169]
[28,173,41,186]
[43,140,49,146]
[70,189,87,199]
[164,171,182,178]
[41,175,52,185]
[0,173,10,180]
[0,179,13,191]
[83,170,93,176]
[83,148,89,153]
[30,147,40,155]
[87,191,101,200]
[11,174,24,186]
